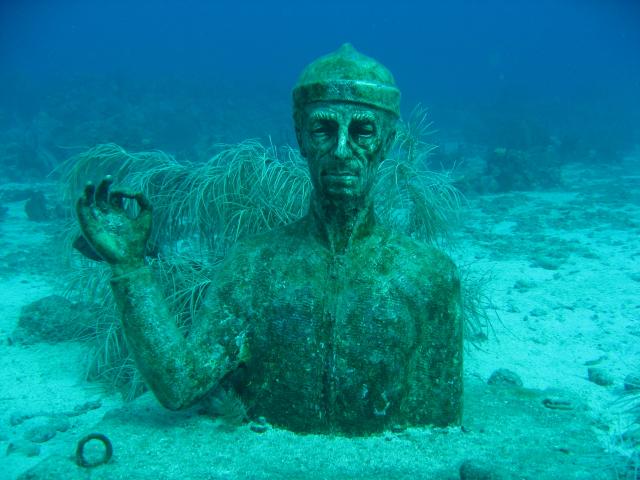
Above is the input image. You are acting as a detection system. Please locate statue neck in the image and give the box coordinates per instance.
[309,191,376,254]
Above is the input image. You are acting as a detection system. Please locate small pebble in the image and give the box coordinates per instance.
[23,424,56,443]
[249,417,269,433]
[48,415,71,432]
[513,279,536,292]
[72,400,102,415]
[390,424,406,433]
[529,307,547,317]
[6,439,41,457]
[10,413,30,427]
[584,355,607,366]
[542,396,574,410]
[249,423,268,433]
[588,367,614,387]
[487,368,523,387]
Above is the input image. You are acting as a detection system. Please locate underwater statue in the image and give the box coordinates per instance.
[76,44,463,435]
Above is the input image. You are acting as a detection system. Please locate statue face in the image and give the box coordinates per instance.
[297,102,396,202]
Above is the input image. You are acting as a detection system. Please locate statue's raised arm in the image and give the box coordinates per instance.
[76,176,236,409]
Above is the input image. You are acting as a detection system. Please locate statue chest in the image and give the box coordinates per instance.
[239,248,423,432]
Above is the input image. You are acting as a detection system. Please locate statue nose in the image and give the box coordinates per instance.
[334,128,350,159]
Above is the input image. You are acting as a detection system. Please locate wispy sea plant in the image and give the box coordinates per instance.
[376,105,462,245]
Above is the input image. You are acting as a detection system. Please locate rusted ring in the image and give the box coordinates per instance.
[75,433,113,468]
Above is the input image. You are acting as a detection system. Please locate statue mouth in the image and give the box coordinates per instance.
[322,170,358,178]
[322,173,358,184]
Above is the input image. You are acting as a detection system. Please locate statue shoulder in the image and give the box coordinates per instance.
[384,230,460,290]
[215,223,302,275]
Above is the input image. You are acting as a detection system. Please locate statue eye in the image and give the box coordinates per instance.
[350,122,375,139]
[311,120,336,138]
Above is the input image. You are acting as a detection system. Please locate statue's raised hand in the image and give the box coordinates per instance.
[76,176,152,272]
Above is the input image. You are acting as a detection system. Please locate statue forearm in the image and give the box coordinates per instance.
[110,266,227,409]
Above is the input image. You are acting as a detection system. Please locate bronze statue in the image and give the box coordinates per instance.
[76,44,463,435]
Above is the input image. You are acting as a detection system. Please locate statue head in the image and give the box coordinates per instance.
[293,44,400,203]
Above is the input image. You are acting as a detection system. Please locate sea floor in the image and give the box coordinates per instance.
[0,159,638,479]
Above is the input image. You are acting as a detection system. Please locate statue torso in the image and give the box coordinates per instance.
[206,213,463,434]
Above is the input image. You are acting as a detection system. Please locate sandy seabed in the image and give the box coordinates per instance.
[0,159,638,479]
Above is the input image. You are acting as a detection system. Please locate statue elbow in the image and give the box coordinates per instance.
[159,396,186,411]
[151,384,193,411]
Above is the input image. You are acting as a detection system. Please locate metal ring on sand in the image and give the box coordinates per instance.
[75,433,113,468]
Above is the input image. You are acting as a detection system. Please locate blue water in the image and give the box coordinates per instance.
[1,0,639,170]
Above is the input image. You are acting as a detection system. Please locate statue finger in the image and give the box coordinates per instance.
[95,176,114,210]
[108,190,126,210]
[80,182,96,207]
[76,194,97,231]
[76,182,96,224]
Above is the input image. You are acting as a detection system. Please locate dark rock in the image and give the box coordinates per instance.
[71,400,102,415]
[49,415,71,432]
[10,412,32,426]
[584,355,607,366]
[390,424,406,433]
[6,439,41,457]
[24,424,56,443]
[459,459,503,480]
[249,416,269,433]
[487,368,523,387]
[542,396,574,410]
[249,422,269,433]
[588,367,614,387]
[513,279,536,292]
[11,295,95,344]
[528,307,547,317]
[24,191,49,221]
